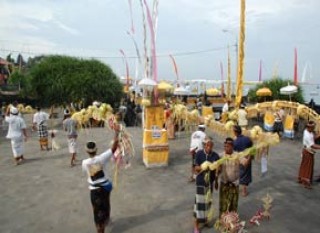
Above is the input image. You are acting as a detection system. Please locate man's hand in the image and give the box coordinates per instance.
[201,161,211,171]
[209,161,218,171]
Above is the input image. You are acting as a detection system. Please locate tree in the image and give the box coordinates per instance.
[247,77,304,103]
[27,55,123,106]
[6,54,15,63]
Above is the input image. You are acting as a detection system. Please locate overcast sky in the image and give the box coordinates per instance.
[0,0,319,83]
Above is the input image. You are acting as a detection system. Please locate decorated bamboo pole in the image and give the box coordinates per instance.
[235,0,246,108]
[220,61,225,95]
[139,0,148,79]
[119,49,130,94]
[227,46,231,100]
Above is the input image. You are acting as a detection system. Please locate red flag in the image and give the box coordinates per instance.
[294,48,298,85]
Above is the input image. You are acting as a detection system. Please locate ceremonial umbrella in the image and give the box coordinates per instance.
[138,78,157,87]
[256,87,272,97]
[173,86,190,96]
[206,88,220,96]
[280,84,298,101]
[157,81,174,92]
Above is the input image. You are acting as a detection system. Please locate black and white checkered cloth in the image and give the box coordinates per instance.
[193,186,212,223]
[37,123,48,138]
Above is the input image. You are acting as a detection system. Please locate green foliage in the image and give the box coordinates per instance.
[247,77,304,103]
[27,55,123,106]
[6,54,15,63]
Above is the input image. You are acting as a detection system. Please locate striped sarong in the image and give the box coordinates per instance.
[194,186,211,223]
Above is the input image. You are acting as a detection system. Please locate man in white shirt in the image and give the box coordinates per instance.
[298,121,320,188]
[82,124,120,233]
[222,100,231,113]
[189,124,206,182]
[237,105,248,129]
[5,106,27,165]
[33,107,51,151]
[63,109,78,167]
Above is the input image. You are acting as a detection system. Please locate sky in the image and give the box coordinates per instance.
[0,0,320,84]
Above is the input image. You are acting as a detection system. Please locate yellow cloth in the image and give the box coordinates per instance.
[264,111,275,126]
[284,115,294,130]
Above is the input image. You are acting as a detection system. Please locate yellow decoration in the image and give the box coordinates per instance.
[206,88,220,96]
[157,81,173,92]
[225,120,235,130]
[264,111,275,126]
[202,106,213,118]
[144,106,165,130]
[284,115,294,131]
[143,106,169,168]
[235,0,246,107]
[143,148,169,167]
[228,110,238,121]
[141,98,151,107]
[256,87,272,97]
[143,129,168,146]
[262,193,273,219]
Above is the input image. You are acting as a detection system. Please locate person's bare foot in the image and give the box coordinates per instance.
[304,184,312,189]
[241,191,248,197]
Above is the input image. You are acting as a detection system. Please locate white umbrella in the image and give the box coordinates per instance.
[280,84,298,101]
[138,78,157,87]
[174,86,190,96]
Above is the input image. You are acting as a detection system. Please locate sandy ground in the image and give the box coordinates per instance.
[1,112,320,233]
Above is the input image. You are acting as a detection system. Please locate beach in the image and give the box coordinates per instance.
[1,112,320,233]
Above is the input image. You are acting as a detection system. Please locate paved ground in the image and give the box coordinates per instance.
[1,112,320,233]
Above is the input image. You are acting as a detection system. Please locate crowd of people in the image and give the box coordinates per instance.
[190,124,253,233]
[2,103,120,233]
[189,118,320,233]
[2,99,320,233]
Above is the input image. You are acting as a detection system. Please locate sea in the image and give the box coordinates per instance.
[300,83,320,104]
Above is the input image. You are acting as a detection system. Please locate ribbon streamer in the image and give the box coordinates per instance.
[169,54,179,83]
[119,49,130,91]
[152,0,160,41]
[143,0,158,82]
[139,0,148,79]
[127,0,135,34]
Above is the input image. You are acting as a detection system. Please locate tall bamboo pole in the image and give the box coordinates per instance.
[227,46,231,100]
[235,0,246,107]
